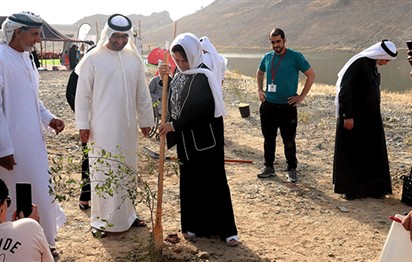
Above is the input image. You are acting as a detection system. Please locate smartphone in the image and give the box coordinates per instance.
[16,182,32,218]
[407,40,412,50]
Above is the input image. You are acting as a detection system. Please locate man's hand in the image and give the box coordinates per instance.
[140,127,151,137]
[287,95,305,106]
[0,155,16,170]
[79,129,90,143]
[258,89,266,102]
[49,118,65,134]
[343,118,354,130]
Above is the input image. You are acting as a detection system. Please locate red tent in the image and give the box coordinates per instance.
[147,47,176,74]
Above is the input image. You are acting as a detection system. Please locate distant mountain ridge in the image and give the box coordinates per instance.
[53,0,412,52]
[53,11,172,39]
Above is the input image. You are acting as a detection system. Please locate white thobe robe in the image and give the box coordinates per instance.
[0,44,66,246]
[75,46,154,232]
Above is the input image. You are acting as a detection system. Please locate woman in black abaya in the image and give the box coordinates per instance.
[159,33,238,246]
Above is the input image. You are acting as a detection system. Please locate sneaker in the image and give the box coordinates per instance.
[287,168,298,183]
[226,235,239,247]
[257,166,275,178]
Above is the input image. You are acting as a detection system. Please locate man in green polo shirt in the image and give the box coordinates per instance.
[256,28,315,182]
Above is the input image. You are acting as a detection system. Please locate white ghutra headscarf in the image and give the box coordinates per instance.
[0,11,43,44]
[170,33,226,118]
[75,14,146,127]
[335,40,397,115]
[75,13,145,74]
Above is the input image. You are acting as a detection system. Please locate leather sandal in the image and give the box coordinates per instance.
[131,218,147,227]
[49,247,59,257]
[79,203,90,210]
[91,228,107,238]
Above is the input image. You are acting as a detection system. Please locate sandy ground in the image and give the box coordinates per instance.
[37,69,412,262]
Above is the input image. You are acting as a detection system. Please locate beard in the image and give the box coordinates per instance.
[108,41,127,51]
[22,44,34,52]
[273,46,284,54]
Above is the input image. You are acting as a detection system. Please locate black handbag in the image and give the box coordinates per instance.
[401,167,412,206]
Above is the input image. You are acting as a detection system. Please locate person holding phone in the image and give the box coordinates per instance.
[0,11,65,256]
[0,179,54,261]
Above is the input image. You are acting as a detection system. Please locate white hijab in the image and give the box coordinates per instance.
[335,40,397,115]
[170,33,226,118]
[200,36,227,85]
[0,11,43,44]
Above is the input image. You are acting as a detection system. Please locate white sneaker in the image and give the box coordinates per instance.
[226,235,239,247]
[183,231,196,239]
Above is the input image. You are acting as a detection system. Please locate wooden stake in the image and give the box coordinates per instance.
[153,52,169,251]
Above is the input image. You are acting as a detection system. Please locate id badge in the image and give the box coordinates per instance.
[268,84,277,92]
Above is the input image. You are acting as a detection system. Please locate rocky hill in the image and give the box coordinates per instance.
[53,0,411,52]
[53,11,172,39]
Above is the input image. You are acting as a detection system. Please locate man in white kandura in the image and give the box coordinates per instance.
[75,13,154,237]
[0,11,66,257]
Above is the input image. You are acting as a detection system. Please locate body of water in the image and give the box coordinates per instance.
[224,50,412,93]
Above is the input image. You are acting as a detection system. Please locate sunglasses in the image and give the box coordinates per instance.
[5,196,11,208]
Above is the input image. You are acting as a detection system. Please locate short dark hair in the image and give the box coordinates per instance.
[171,44,188,62]
[269,28,285,40]
[0,178,9,206]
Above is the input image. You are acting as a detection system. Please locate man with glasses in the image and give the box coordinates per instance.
[0,178,53,261]
[75,14,154,237]
[256,28,315,183]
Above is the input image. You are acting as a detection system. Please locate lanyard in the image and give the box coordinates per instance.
[270,51,285,84]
